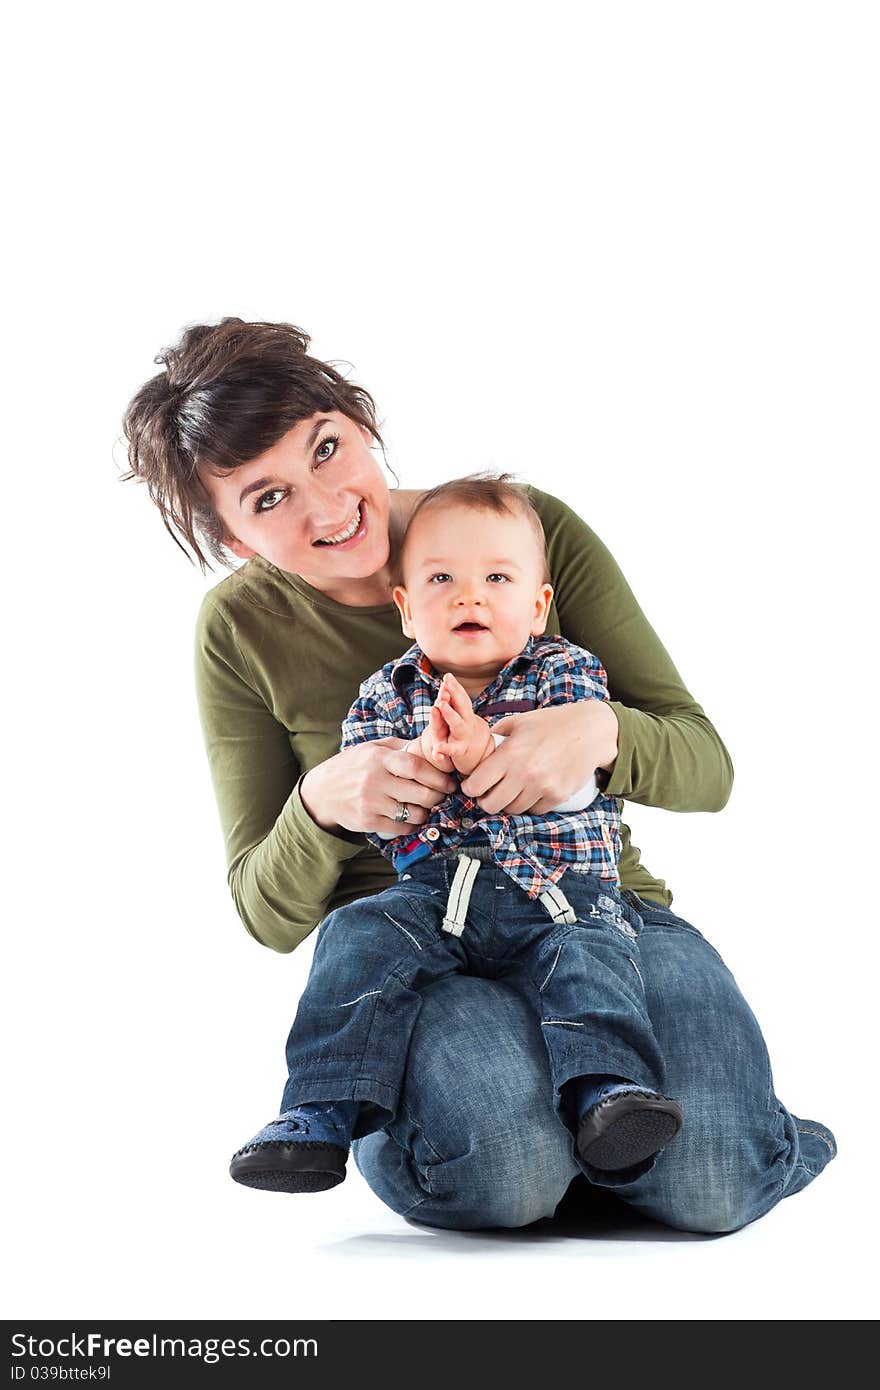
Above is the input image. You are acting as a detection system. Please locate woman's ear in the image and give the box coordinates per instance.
[392,585,416,638]
[223,533,258,561]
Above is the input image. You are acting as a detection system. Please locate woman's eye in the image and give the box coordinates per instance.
[254,489,286,514]
[315,432,340,464]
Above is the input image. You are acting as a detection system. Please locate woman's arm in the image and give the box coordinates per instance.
[195,592,455,953]
[194,593,365,954]
[525,487,734,813]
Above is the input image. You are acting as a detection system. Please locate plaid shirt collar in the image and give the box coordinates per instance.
[390,635,539,703]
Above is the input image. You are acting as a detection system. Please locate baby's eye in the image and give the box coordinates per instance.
[254,488,286,514]
[428,573,452,584]
[487,573,510,583]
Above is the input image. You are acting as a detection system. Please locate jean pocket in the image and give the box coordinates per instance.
[393,884,444,931]
[624,891,680,924]
[628,898,721,957]
[635,902,698,932]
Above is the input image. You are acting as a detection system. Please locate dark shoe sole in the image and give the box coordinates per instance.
[229,1140,347,1193]
[577,1090,683,1172]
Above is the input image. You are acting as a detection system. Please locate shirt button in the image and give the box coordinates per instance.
[425,827,440,842]
[461,816,475,830]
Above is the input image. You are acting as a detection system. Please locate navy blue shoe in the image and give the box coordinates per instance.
[229,1104,355,1193]
[576,1082,684,1173]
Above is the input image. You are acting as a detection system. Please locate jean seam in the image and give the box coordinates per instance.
[396,1100,449,1165]
[399,1193,430,1217]
[543,920,638,949]
[397,892,443,934]
[288,1069,400,1087]
[293,969,409,1107]
[796,1123,836,1154]
[353,969,414,1095]
[352,1136,431,1216]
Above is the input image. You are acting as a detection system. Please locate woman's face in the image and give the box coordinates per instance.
[200,411,393,593]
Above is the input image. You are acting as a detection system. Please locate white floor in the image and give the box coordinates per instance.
[3,1108,864,1321]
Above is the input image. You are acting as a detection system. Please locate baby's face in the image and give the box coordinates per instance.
[392,504,553,676]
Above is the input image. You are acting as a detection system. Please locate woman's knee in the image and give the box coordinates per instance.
[354,1121,573,1229]
[616,1097,794,1235]
[639,1170,759,1235]
[355,975,578,1229]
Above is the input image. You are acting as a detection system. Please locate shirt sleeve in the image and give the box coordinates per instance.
[529,487,734,812]
[194,590,364,955]
[339,672,409,750]
[533,642,610,709]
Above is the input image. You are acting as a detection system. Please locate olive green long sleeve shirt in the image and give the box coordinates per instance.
[194,487,734,954]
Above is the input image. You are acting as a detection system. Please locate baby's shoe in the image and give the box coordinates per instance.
[229,1101,357,1193]
[574,1075,683,1173]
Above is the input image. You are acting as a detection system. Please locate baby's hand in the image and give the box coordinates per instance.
[413,705,456,774]
[433,673,494,777]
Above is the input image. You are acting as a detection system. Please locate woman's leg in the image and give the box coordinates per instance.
[352,973,580,1229]
[602,896,838,1233]
[353,899,837,1234]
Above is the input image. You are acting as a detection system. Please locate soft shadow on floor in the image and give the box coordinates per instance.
[325,1179,720,1254]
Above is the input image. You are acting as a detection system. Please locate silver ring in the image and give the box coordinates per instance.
[394,802,410,824]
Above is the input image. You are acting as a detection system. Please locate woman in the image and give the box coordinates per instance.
[122,317,836,1232]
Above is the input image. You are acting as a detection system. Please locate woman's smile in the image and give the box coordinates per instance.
[313,500,367,550]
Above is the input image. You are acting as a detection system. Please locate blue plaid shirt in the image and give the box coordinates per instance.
[339,635,621,899]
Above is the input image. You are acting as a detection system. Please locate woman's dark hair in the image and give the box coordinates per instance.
[120,318,386,572]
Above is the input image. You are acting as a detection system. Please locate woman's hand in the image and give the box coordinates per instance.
[300,738,458,838]
[459,700,619,816]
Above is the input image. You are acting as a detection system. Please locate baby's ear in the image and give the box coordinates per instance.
[392,585,416,638]
[530,582,554,635]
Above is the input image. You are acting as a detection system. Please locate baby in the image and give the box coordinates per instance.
[230,474,683,1195]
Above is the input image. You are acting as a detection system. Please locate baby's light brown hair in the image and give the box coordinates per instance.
[392,471,550,587]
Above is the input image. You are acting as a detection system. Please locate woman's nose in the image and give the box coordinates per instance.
[310,491,356,530]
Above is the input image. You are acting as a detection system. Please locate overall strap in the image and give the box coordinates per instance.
[441,855,482,937]
[538,881,578,926]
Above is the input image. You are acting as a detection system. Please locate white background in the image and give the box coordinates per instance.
[3,1,877,1322]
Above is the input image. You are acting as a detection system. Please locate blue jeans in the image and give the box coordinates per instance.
[349,883,837,1234]
[281,856,668,1182]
